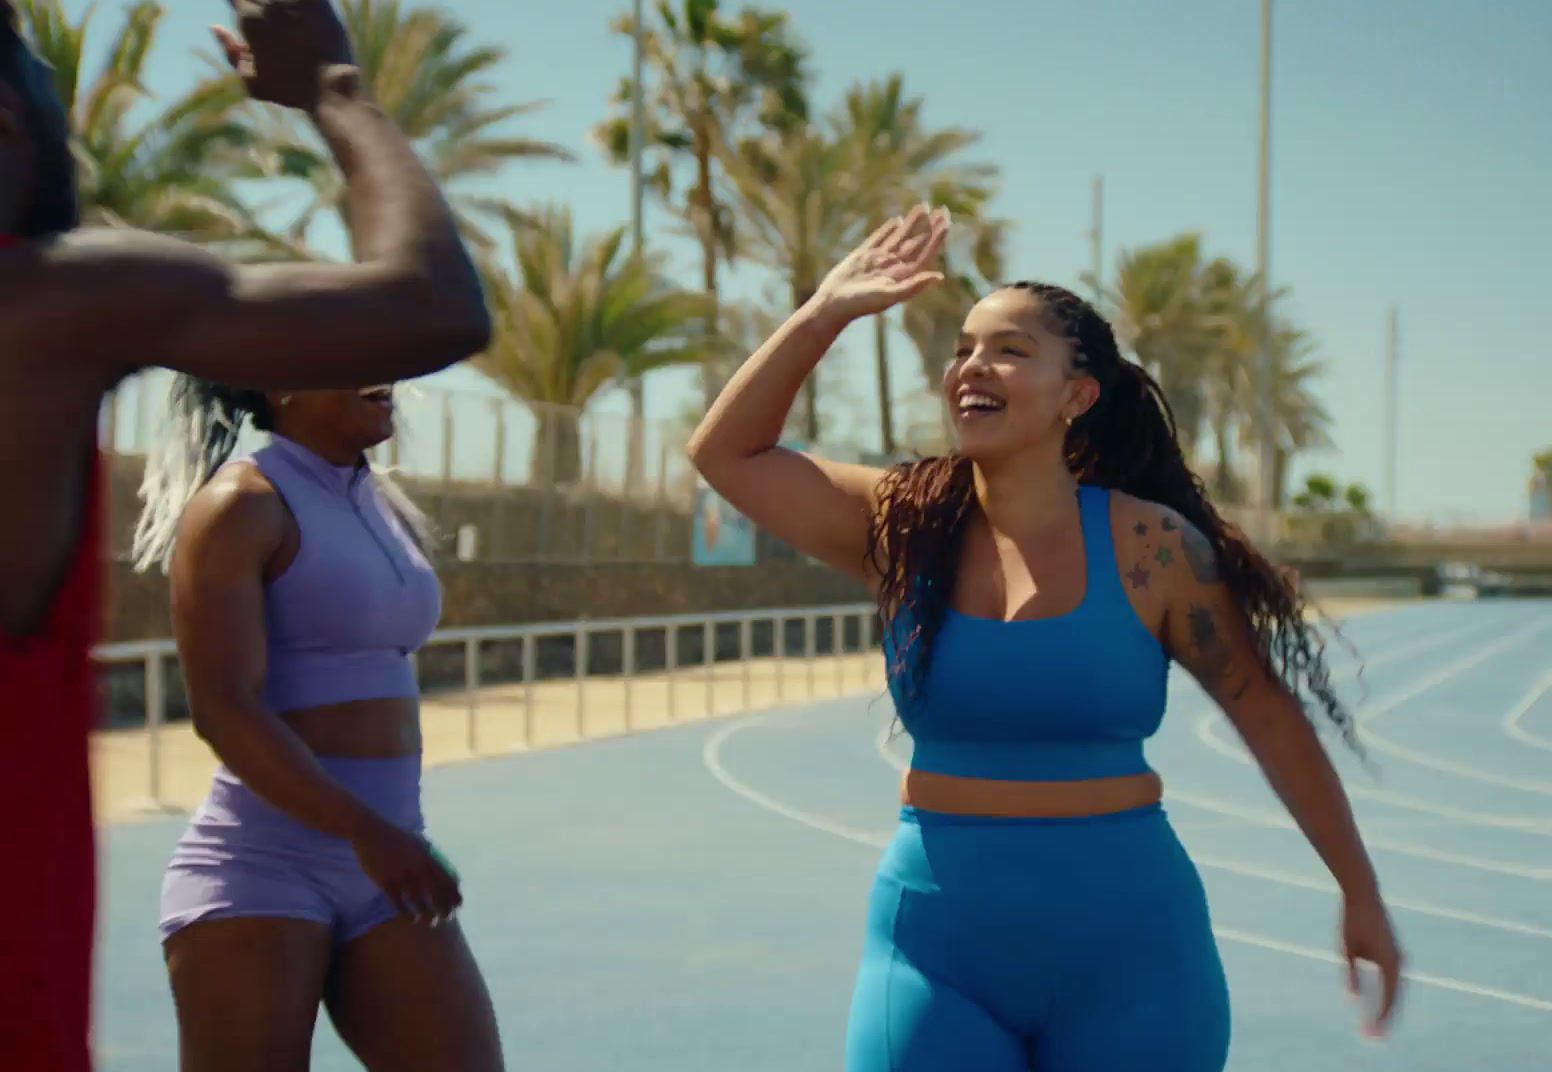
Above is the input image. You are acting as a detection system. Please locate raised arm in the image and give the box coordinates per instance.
[687,204,949,582]
[15,0,488,388]
[1156,507,1404,1037]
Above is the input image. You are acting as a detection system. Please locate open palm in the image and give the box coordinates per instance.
[812,204,951,322]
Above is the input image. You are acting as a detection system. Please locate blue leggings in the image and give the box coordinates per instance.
[845,805,1231,1071]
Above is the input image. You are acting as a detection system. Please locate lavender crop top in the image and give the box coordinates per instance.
[246,436,441,713]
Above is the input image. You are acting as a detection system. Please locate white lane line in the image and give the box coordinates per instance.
[872,726,1552,881]
[1164,787,1552,881]
[704,721,889,848]
[1191,611,1496,753]
[1193,624,1552,835]
[1210,928,1552,1013]
[1355,622,1552,795]
[1191,853,1552,941]
[1194,614,1503,766]
[1502,671,1552,754]
[706,719,1552,1013]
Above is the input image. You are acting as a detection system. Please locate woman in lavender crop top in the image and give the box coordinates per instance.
[133,377,504,1072]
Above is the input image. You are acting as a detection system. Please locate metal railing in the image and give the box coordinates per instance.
[95,603,882,812]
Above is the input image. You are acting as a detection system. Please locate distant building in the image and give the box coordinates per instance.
[1531,468,1551,523]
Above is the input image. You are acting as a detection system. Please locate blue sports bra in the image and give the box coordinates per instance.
[884,485,1169,781]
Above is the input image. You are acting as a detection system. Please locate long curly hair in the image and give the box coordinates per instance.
[869,281,1357,751]
[0,9,80,237]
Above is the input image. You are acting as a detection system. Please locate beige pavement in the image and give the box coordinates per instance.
[93,595,1409,825]
[94,653,887,825]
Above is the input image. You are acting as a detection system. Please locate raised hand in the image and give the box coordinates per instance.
[810,204,950,325]
[212,0,356,112]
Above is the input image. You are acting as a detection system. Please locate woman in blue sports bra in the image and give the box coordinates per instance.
[689,205,1404,1071]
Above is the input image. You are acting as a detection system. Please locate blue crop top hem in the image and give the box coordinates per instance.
[908,740,1151,782]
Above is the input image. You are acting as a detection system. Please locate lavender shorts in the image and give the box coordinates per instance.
[159,755,424,945]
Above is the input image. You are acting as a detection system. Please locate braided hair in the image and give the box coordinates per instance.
[870,281,1357,751]
[0,4,79,237]
[133,376,435,573]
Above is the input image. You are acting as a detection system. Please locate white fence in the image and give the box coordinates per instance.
[95,603,882,812]
[100,371,706,563]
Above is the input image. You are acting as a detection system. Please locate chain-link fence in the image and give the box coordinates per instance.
[101,371,702,565]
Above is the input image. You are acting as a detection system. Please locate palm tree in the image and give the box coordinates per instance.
[1105,234,1218,460]
[900,202,1008,442]
[593,0,809,411]
[717,121,890,442]
[473,207,714,484]
[265,0,572,251]
[1195,257,1266,502]
[1253,323,1333,508]
[14,0,283,255]
[1292,473,1340,513]
[1103,234,1332,504]
[835,75,999,457]
[1344,483,1372,515]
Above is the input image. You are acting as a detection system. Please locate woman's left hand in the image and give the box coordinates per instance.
[1341,892,1404,1037]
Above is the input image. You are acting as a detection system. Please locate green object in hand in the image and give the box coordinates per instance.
[428,843,460,882]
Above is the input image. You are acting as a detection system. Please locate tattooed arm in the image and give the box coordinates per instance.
[1159,512,1380,893]
[1151,508,1402,1032]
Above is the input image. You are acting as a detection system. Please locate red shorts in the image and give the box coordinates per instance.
[0,711,95,1072]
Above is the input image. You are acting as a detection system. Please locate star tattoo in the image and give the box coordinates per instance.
[1155,547,1174,567]
[1161,516,1177,533]
[1133,522,1149,537]
[1127,564,1151,589]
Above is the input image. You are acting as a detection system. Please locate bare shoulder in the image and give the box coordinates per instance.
[176,462,286,557]
[1107,491,1221,590]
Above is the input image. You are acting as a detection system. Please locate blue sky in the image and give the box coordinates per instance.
[74,0,1550,523]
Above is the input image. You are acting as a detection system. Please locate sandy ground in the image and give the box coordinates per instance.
[94,653,886,824]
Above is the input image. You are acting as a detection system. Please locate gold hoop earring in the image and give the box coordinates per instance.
[279,395,293,406]
[1063,414,1074,427]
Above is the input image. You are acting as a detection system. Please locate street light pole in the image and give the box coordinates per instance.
[1385,305,1399,522]
[630,0,646,256]
[1255,0,1276,544]
[625,0,648,487]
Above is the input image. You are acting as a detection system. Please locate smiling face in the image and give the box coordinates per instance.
[267,384,399,455]
[943,288,1101,464]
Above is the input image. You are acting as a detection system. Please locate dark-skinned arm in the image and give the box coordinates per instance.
[686,206,948,582]
[1154,511,1403,1033]
[21,0,489,389]
[170,466,461,921]
[170,469,384,838]
[1159,516,1380,896]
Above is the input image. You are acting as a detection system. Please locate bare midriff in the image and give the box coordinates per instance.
[901,768,1163,818]
[280,696,421,758]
